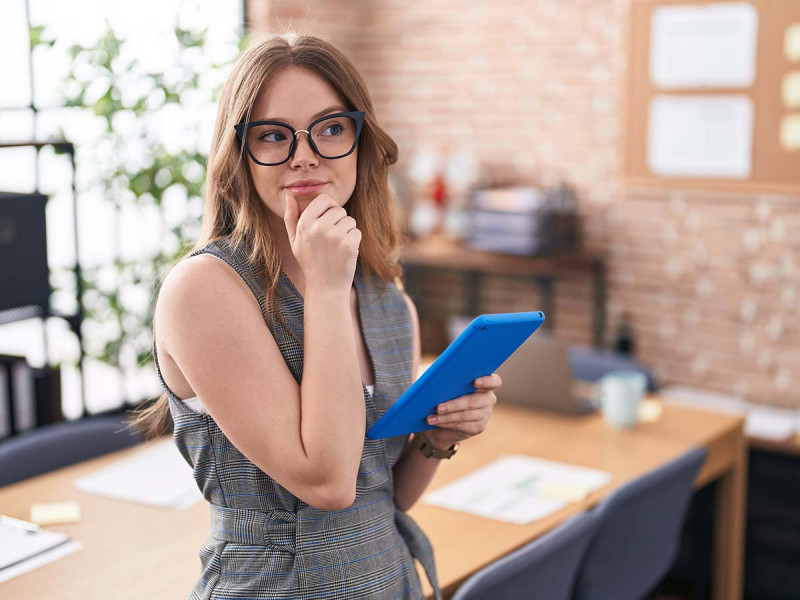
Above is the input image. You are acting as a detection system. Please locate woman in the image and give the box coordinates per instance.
[131,33,502,600]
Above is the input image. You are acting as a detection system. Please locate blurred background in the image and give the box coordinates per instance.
[3,0,797,424]
[1,0,800,598]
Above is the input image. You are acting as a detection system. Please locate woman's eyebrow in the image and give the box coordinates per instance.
[254,105,347,123]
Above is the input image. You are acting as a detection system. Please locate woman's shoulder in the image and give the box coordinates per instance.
[158,251,258,321]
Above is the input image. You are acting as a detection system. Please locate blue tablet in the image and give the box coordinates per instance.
[367,311,546,440]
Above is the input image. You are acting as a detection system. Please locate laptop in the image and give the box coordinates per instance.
[495,334,597,414]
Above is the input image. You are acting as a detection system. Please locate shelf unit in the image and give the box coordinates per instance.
[400,236,607,350]
[0,139,87,417]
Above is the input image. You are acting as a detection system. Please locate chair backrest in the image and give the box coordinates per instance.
[568,346,659,392]
[0,413,144,487]
[572,447,707,600]
[451,510,601,600]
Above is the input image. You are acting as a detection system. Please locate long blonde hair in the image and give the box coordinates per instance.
[129,33,403,439]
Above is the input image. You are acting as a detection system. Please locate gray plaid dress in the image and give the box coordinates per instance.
[152,237,442,600]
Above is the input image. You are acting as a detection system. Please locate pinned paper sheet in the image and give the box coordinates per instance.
[650,2,758,89]
[648,95,753,178]
[74,438,203,508]
[783,72,800,109]
[423,455,610,525]
[786,23,800,62]
[780,115,800,151]
[30,502,81,526]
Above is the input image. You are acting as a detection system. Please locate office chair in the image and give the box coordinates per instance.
[0,413,144,487]
[568,345,659,392]
[572,447,707,600]
[451,510,601,600]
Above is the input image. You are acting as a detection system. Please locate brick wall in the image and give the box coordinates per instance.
[247,0,800,408]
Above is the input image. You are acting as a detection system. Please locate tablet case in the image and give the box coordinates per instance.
[367,311,546,440]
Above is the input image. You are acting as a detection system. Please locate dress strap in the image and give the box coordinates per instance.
[395,509,443,600]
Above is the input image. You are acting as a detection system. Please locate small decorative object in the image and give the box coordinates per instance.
[409,198,439,238]
[614,311,636,356]
[430,173,448,235]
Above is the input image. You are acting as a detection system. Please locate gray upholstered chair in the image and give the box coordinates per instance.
[572,447,707,600]
[451,510,601,600]
[0,413,144,487]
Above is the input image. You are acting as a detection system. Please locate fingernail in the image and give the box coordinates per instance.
[438,404,447,414]
[475,378,484,386]
[428,415,438,424]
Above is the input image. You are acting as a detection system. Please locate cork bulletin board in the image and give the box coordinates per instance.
[625,0,800,192]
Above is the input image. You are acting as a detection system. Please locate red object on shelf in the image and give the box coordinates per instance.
[431,175,447,206]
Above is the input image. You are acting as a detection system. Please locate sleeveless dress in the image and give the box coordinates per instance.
[151,236,442,600]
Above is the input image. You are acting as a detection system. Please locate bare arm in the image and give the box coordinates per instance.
[159,258,363,511]
[300,282,365,502]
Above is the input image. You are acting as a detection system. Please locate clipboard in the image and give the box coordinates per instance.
[367,311,546,440]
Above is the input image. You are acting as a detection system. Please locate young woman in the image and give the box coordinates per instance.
[131,33,502,600]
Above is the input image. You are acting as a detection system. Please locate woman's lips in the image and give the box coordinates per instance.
[287,183,327,194]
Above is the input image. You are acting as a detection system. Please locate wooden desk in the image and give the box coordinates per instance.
[408,400,747,600]
[0,402,745,600]
[400,237,607,348]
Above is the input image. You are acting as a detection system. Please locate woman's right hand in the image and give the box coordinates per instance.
[283,192,361,292]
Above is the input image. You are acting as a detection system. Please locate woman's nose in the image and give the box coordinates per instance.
[290,131,318,167]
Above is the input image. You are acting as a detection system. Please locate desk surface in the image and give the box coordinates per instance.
[0,401,744,600]
[408,399,744,598]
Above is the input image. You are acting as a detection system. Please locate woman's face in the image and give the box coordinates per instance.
[246,66,358,220]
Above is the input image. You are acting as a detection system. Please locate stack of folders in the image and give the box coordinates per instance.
[0,353,63,439]
[465,186,580,256]
[0,515,82,582]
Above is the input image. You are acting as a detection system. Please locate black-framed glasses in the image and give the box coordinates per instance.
[234,111,365,166]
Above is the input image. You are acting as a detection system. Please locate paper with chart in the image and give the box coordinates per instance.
[423,455,611,524]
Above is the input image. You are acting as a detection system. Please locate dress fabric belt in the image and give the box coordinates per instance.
[210,503,297,553]
[209,503,443,600]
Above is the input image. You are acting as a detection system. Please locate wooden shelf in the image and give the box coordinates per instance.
[399,236,607,348]
[400,236,601,276]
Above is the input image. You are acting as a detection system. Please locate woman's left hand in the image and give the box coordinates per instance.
[424,373,502,450]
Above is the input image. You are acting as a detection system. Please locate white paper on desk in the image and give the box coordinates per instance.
[0,540,83,583]
[74,438,203,508]
[745,407,800,441]
[423,455,611,525]
[0,520,70,570]
[647,95,753,178]
[650,2,758,89]
[659,385,748,415]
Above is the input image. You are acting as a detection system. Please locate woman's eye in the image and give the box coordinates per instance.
[259,131,287,143]
[321,123,343,136]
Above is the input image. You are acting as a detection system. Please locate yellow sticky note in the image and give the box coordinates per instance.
[780,115,800,151]
[30,501,82,526]
[639,399,663,423]
[783,72,800,109]
[786,24,800,62]
[538,482,591,503]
